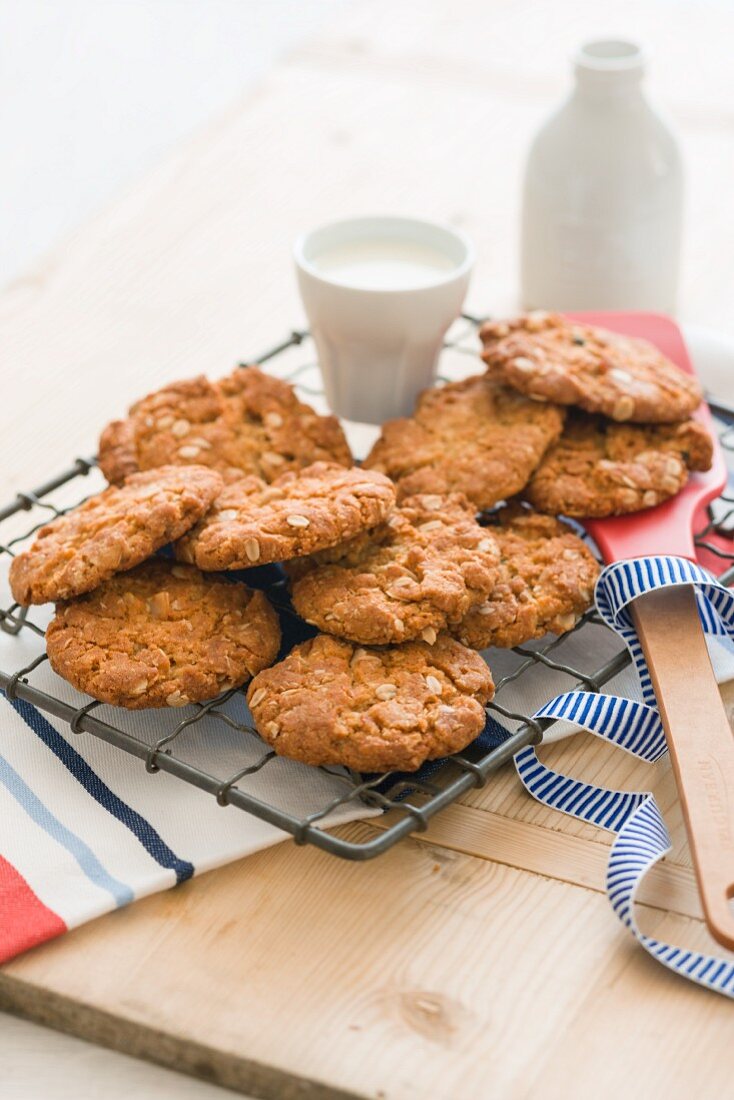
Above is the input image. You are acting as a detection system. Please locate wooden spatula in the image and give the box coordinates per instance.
[569,312,734,950]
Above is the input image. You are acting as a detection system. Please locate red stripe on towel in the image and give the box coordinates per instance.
[0,854,66,961]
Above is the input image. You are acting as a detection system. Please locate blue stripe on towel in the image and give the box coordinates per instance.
[8,695,194,884]
[0,748,133,907]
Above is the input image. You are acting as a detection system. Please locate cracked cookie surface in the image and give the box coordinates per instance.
[451,506,600,649]
[525,413,713,518]
[46,560,281,709]
[98,366,352,486]
[175,462,396,569]
[9,465,223,606]
[290,493,500,645]
[480,312,702,423]
[363,373,565,509]
[246,632,494,772]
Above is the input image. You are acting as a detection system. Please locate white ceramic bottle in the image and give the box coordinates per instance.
[521,39,683,312]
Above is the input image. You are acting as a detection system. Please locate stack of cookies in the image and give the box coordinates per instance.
[9,315,712,776]
[10,366,355,712]
[8,366,497,774]
[481,312,713,517]
[365,311,713,518]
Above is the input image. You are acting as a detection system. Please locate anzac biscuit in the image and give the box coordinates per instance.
[290,493,500,645]
[526,413,713,518]
[363,374,565,509]
[246,632,494,773]
[9,465,222,606]
[451,506,600,649]
[46,560,281,709]
[481,312,702,423]
[98,366,352,485]
[175,462,396,569]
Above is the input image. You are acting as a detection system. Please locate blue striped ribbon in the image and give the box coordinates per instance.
[594,556,733,706]
[515,555,734,998]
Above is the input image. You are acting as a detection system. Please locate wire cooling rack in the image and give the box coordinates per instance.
[1,317,733,860]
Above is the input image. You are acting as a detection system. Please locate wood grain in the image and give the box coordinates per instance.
[2,830,730,1100]
[2,1,734,1096]
[369,803,704,919]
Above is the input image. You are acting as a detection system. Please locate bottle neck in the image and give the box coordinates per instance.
[572,38,647,105]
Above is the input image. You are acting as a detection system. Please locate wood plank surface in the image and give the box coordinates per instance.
[2,1,734,1097]
[1,828,730,1100]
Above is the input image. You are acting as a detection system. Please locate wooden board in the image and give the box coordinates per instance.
[2,820,733,1100]
[2,1,734,1096]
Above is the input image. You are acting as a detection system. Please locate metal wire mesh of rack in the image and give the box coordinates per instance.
[1,316,733,861]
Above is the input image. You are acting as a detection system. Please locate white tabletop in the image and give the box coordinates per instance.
[1,1015,231,1100]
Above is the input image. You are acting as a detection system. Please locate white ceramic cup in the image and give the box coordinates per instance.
[293,215,474,423]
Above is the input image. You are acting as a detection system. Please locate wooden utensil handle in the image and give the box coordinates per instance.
[632,584,734,950]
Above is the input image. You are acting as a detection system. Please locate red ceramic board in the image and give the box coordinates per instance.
[564,312,728,565]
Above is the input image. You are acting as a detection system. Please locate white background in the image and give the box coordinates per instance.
[0,0,346,289]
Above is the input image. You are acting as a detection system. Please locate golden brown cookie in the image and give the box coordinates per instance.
[480,312,703,423]
[98,366,352,486]
[9,466,223,606]
[451,506,600,649]
[526,413,713,518]
[46,560,281,709]
[290,493,500,645]
[246,632,494,772]
[175,462,396,570]
[363,374,565,509]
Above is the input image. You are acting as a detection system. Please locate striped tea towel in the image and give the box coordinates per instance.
[0,601,379,962]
